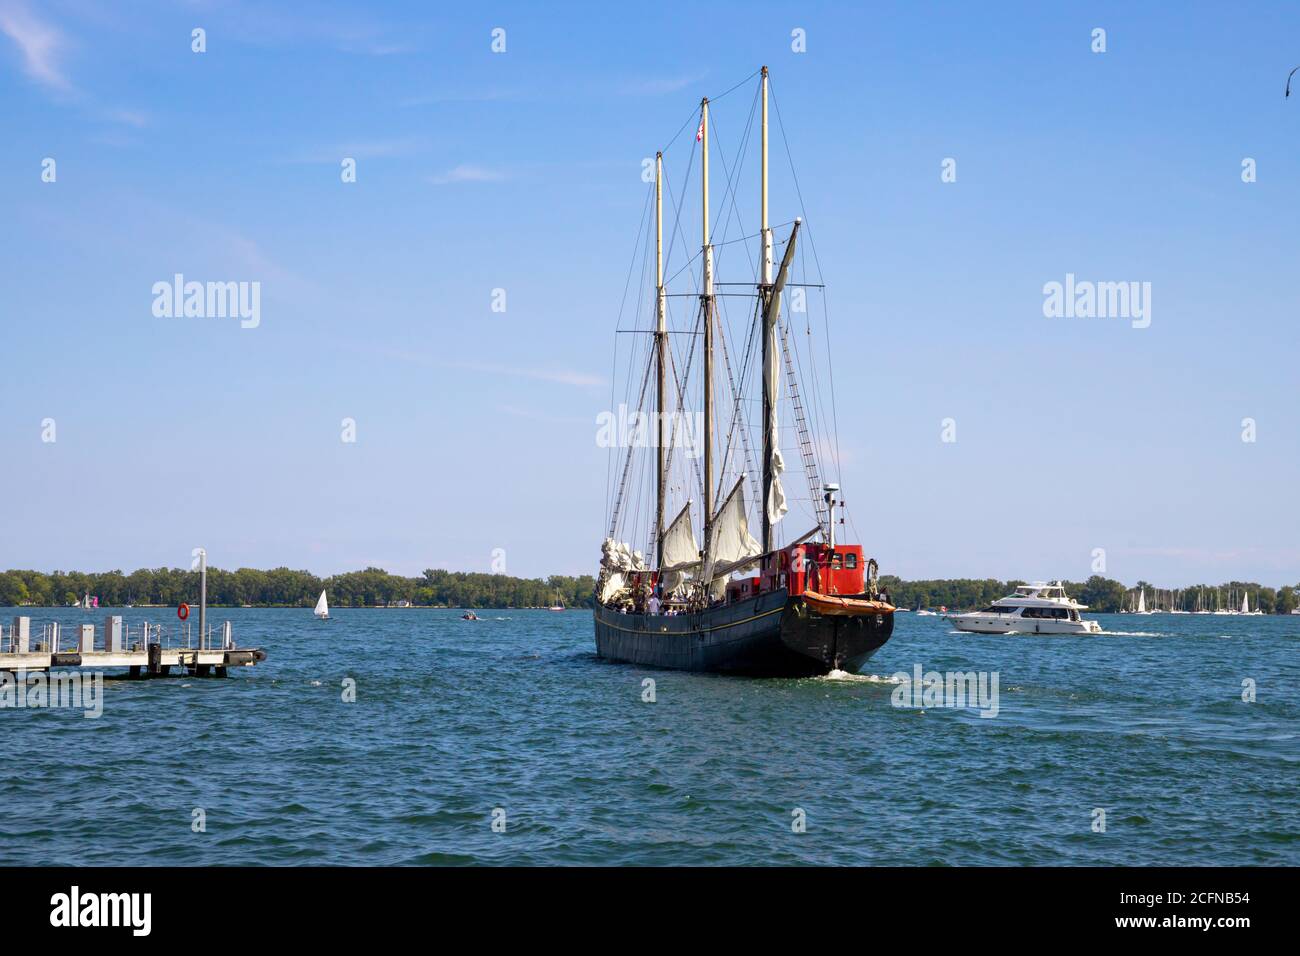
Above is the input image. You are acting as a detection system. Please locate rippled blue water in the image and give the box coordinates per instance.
[1,607,1296,865]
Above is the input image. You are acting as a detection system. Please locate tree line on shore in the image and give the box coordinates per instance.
[879,575,1300,614]
[0,567,597,610]
[1,567,1296,614]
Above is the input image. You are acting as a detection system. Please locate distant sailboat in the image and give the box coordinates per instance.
[1213,587,1232,615]
[314,590,330,620]
[548,592,566,612]
[1135,588,1151,615]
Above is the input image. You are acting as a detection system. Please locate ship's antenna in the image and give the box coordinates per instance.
[655,151,667,569]
[700,96,715,566]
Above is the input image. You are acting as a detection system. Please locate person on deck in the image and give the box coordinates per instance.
[647,592,661,616]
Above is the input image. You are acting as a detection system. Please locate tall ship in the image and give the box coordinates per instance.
[594,68,895,676]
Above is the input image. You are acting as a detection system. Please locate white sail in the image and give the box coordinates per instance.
[1136,588,1146,613]
[705,478,762,598]
[1241,591,1249,614]
[314,590,329,618]
[661,502,700,570]
[659,501,701,594]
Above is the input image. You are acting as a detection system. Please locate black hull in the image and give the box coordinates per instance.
[593,588,894,677]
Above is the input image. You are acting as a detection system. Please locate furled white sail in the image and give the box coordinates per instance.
[599,573,625,604]
[761,222,800,527]
[314,590,329,618]
[763,311,788,526]
[600,538,646,573]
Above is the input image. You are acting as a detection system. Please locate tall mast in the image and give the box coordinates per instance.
[761,66,772,286]
[701,97,715,556]
[654,151,667,568]
[760,65,775,554]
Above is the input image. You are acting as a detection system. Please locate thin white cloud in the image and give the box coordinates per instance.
[401,88,524,107]
[102,106,149,128]
[617,73,706,96]
[498,405,591,425]
[370,346,603,389]
[428,164,508,186]
[195,1,411,57]
[0,0,71,92]
[448,359,604,388]
[280,138,425,164]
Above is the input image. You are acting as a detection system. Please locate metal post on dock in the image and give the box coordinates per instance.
[104,615,124,653]
[196,547,207,652]
[12,617,30,654]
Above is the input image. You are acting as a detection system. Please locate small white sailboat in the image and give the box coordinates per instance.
[1134,587,1152,615]
[314,590,330,620]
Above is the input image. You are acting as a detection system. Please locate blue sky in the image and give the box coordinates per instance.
[1,1,1297,585]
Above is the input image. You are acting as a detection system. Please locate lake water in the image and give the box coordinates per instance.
[2,607,1296,865]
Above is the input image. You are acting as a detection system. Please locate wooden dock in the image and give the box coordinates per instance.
[2,551,265,678]
[1,615,266,678]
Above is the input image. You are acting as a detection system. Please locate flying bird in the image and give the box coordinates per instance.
[1288,66,1300,98]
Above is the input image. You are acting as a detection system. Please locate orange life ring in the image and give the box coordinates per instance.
[178,603,190,620]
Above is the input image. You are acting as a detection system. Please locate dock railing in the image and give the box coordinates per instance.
[2,617,231,655]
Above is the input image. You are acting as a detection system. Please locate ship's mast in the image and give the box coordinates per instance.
[700,97,715,561]
[759,65,775,554]
[654,151,666,568]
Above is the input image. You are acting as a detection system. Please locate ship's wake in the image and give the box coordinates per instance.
[821,670,904,684]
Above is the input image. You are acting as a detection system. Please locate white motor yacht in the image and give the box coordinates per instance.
[946,581,1102,635]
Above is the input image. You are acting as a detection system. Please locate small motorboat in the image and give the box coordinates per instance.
[946,581,1101,635]
[462,611,479,621]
